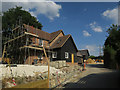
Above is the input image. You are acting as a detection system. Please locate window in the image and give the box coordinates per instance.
[33,37,35,44]
[35,38,37,44]
[38,54,43,59]
[52,52,57,58]
[39,39,43,46]
[65,52,69,58]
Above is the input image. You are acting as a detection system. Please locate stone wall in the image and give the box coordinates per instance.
[50,60,66,68]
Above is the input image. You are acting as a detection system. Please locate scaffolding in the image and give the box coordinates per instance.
[2,24,51,65]
[2,24,51,87]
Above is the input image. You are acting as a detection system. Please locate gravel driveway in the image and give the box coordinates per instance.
[63,63,120,88]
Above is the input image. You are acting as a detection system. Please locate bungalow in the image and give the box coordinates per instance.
[3,24,78,64]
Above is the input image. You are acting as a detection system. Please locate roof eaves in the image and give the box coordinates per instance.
[69,35,78,52]
[50,30,64,42]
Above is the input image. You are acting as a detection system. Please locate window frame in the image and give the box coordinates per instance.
[38,54,43,59]
[65,52,69,58]
[35,38,37,44]
[39,39,43,46]
[52,52,57,58]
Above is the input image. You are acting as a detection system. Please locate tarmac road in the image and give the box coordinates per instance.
[63,63,120,88]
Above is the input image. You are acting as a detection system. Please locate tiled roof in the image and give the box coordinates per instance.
[50,34,71,49]
[23,24,64,42]
[23,24,51,41]
[50,30,64,42]
[23,24,77,50]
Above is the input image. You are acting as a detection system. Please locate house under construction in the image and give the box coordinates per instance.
[2,24,78,64]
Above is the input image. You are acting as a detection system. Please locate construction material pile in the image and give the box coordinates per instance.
[50,60,66,69]
[1,64,82,88]
[1,64,63,88]
[49,64,82,88]
[1,64,63,78]
[86,58,96,64]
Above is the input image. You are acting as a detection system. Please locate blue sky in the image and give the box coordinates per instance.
[3,2,118,56]
[37,2,118,56]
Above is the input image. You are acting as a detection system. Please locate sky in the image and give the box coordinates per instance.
[2,1,119,56]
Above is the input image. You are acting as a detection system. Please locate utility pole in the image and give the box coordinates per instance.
[99,45,102,60]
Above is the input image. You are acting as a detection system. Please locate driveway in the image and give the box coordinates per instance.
[63,63,120,88]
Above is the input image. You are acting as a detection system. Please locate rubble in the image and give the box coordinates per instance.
[50,60,66,69]
[49,64,82,88]
[1,64,63,78]
[1,63,83,88]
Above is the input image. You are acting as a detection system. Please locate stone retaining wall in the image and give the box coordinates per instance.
[50,60,67,68]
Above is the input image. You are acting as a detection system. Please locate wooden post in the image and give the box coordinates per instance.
[2,45,6,60]
[43,46,49,88]
[72,54,74,64]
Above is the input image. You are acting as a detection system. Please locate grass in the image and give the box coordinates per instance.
[2,73,48,88]
[12,79,49,88]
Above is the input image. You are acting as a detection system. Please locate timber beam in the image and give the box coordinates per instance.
[19,45,53,52]
[4,34,26,45]
[4,32,40,45]
[12,26,20,31]
[24,32,39,38]
[20,45,43,50]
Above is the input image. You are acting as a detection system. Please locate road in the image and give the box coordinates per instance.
[63,63,120,88]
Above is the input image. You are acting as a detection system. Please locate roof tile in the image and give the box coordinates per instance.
[23,24,77,50]
[50,35,71,49]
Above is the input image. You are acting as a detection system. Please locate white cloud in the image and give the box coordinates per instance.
[83,30,91,37]
[89,21,103,32]
[85,45,99,56]
[2,0,49,2]
[30,11,37,18]
[2,1,62,20]
[102,8,118,24]
[85,45,97,52]
[2,0,120,2]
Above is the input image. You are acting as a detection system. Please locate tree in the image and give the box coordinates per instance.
[2,6,43,46]
[2,6,43,63]
[2,6,43,31]
[115,49,120,69]
[104,45,117,69]
[105,24,120,50]
[89,55,95,59]
[2,6,43,47]
[104,24,120,69]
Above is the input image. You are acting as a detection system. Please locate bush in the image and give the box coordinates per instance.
[115,50,120,66]
[104,24,120,69]
[104,45,117,69]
